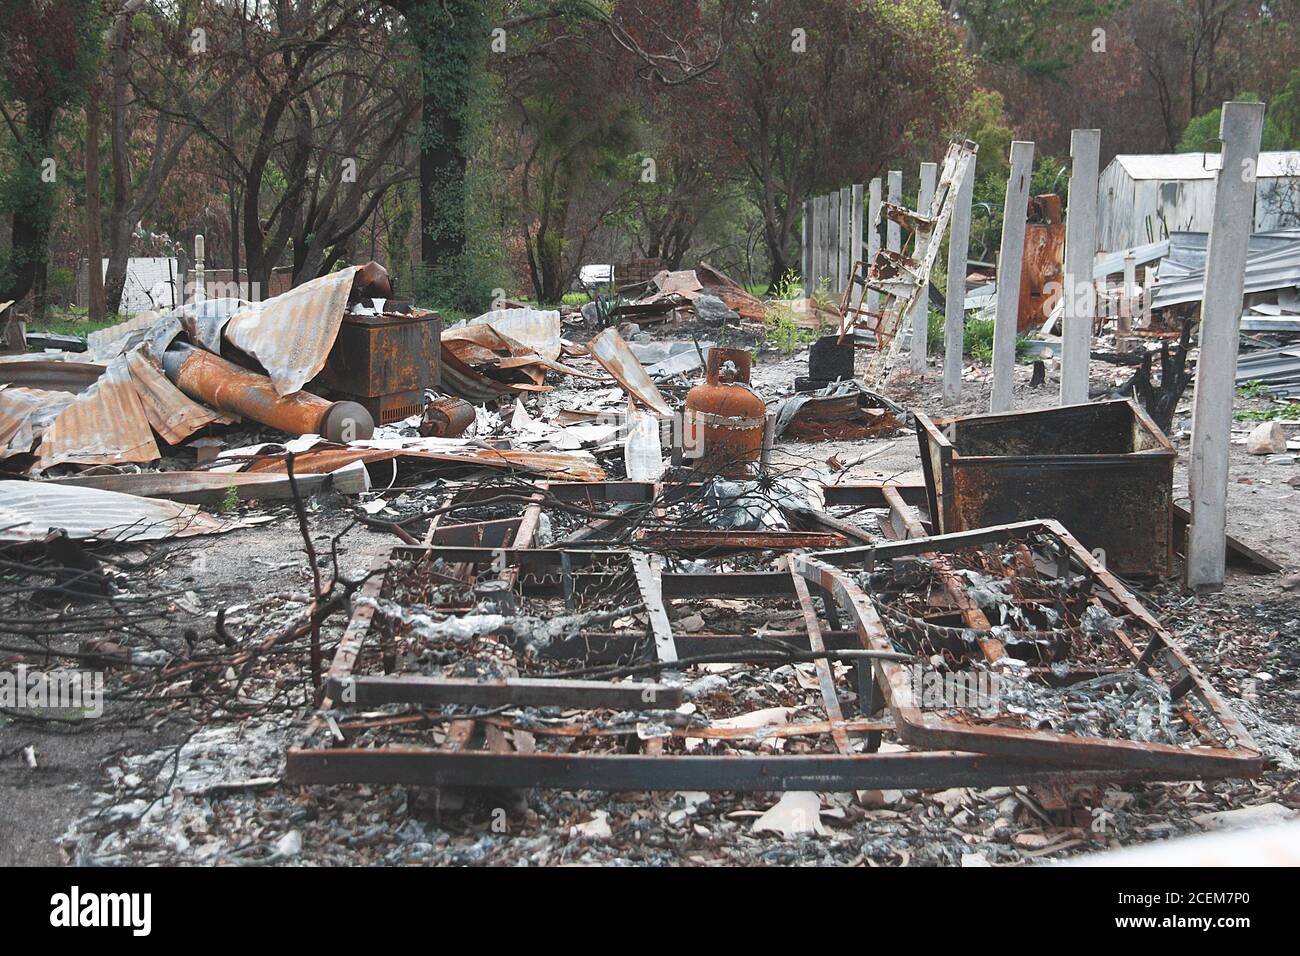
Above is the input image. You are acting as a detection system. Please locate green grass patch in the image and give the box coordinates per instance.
[962,318,1034,364]
[1234,402,1300,422]
[28,308,125,340]
[927,308,945,353]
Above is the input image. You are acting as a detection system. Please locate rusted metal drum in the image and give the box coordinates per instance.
[682,347,766,477]
[419,395,476,437]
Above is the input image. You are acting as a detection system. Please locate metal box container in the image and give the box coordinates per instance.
[915,399,1176,575]
[314,309,441,424]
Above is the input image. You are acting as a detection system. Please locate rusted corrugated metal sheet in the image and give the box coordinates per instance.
[244,445,605,481]
[36,355,160,471]
[466,308,562,360]
[125,347,235,446]
[443,324,595,382]
[222,266,358,395]
[175,298,249,353]
[0,387,75,459]
[439,348,516,402]
[588,327,672,416]
[0,479,230,543]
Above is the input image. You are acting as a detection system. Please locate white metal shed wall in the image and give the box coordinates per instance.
[1097,152,1300,252]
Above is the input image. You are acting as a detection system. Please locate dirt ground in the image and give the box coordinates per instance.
[2,342,1297,867]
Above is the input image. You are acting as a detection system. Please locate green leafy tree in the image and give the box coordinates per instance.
[722,0,972,285]
[1178,79,1300,152]
[952,0,1125,79]
[0,0,103,310]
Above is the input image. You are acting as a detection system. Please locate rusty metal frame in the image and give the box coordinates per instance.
[799,520,1263,777]
[286,516,1259,789]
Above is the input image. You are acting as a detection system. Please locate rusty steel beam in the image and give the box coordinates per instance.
[284,747,1175,791]
[790,565,851,754]
[633,530,849,552]
[327,675,682,710]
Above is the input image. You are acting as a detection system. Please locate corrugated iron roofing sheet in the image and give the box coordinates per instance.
[0,479,230,543]
[588,327,672,416]
[86,311,164,361]
[0,387,74,459]
[465,308,562,360]
[125,346,235,445]
[36,354,160,471]
[222,266,357,395]
[0,354,106,393]
[1113,151,1300,181]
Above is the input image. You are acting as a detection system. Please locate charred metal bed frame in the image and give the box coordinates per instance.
[801,520,1261,777]
[286,495,1260,789]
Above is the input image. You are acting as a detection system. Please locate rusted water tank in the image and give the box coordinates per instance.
[683,347,766,477]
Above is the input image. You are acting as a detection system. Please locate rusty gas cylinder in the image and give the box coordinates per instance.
[682,347,766,477]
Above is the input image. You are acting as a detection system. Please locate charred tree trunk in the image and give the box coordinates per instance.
[104,22,133,314]
[1113,321,1195,435]
[2,107,56,308]
[85,86,105,323]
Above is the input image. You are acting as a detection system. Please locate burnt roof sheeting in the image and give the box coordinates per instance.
[125,346,236,445]
[175,298,251,354]
[588,327,672,416]
[0,387,75,459]
[1158,229,1300,279]
[86,311,165,361]
[36,354,160,471]
[0,479,229,543]
[439,346,517,402]
[1235,346,1300,385]
[222,266,358,395]
[465,308,562,361]
[1153,231,1300,308]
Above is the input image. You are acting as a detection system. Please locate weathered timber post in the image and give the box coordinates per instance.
[1187,102,1266,592]
[887,171,902,257]
[991,141,1034,413]
[910,162,938,375]
[838,186,851,295]
[828,190,841,297]
[1060,129,1100,406]
[867,178,882,315]
[944,154,975,404]
[801,200,813,293]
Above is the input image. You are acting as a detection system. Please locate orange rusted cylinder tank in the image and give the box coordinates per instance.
[163,343,374,443]
[683,347,766,477]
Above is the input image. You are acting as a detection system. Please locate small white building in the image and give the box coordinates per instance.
[75,257,181,313]
[1097,151,1300,252]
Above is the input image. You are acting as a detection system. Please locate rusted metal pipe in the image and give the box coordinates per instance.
[163,343,373,443]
